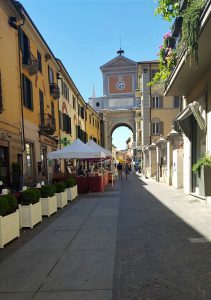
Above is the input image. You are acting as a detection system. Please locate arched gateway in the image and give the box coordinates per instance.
[89,49,142,157]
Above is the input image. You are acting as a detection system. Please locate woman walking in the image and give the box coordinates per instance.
[125,162,130,180]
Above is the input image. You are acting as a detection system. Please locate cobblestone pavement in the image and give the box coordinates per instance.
[112,173,211,300]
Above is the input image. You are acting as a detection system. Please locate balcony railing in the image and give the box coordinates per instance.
[39,113,56,135]
[49,83,60,99]
[22,52,38,75]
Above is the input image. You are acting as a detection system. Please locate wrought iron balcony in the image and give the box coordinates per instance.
[39,113,56,135]
[49,83,60,99]
[22,52,38,75]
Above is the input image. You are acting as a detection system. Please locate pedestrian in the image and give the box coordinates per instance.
[117,162,123,180]
[125,162,130,180]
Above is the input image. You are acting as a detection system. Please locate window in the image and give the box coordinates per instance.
[25,143,34,177]
[40,147,47,176]
[48,66,54,83]
[0,71,3,113]
[152,122,159,135]
[85,111,87,121]
[39,90,44,124]
[151,69,159,80]
[89,114,91,124]
[51,102,55,127]
[72,96,76,109]
[152,121,163,135]
[37,50,42,73]
[62,114,71,134]
[20,29,30,64]
[174,96,180,108]
[92,117,94,126]
[152,96,163,108]
[22,74,33,110]
[96,102,100,107]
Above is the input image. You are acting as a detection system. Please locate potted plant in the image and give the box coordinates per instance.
[0,194,19,248]
[54,182,67,209]
[19,188,42,228]
[65,177,77,201]
[40,184,57,217]
[192,153,211,197]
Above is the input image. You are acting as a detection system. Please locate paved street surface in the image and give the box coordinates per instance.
[0,174,211,299]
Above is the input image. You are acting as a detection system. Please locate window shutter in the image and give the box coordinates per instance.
[159,96,163,108]
[29,80,33,110]
[19,28,24,52]
[59,111,62,130]
[159,121,163,134]
[69,116,72,134]
[0,72,2,113]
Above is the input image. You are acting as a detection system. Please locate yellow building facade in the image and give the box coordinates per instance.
[0,0,23,185]
[15,2,60,185]
[85,104,101,145]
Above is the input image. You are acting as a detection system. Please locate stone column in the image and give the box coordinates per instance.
[156,146,161,182]
[167,140,173,185]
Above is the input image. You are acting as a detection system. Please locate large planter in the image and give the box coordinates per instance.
[0,210,20,248]
[198,166,211,197]
[19,201,42,228]
[72,185,78,199]
[40,196,57,217]
[56,191,67,209]
[67,187,74,201]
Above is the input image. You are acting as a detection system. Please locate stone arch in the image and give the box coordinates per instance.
[104,110,136,150]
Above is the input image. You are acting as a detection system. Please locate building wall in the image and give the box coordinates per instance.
[0,2,23,184]
[85,106,101,144]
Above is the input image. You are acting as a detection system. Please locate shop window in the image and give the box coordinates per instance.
[25,143,34,177]
[0,146,9,183]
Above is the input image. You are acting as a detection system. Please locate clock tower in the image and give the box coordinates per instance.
[89,49,137,111]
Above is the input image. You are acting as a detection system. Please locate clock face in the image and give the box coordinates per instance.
[116,80,126,91]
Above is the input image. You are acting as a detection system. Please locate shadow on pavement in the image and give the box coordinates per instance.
[112,174,211,300]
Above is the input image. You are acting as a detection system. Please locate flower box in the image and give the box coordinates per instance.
[56,191,67,209]
[19,201,42,228]
[0,210,20,248]
[40,196,57,217]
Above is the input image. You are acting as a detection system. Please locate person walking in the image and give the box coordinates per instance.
[125,162,130,180]
[117,162,123,180]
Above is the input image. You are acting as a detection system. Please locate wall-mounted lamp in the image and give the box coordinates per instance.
[8,17,18,30]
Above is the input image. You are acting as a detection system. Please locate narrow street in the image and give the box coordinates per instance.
[1,174,211,299]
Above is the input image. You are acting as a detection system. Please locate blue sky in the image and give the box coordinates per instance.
[19,0,171,149]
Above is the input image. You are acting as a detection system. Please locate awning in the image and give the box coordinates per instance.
[176,101,206,138]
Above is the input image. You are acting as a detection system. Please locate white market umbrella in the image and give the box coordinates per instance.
[48,138,105,160]
[86,140,112,158]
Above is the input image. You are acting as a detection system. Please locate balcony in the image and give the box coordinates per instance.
[39,113,56,136]
[22,52,38,76]
[164,0,211,96]
[49,83,60,99]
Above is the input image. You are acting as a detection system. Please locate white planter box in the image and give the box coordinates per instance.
[56,191,67,209]
[0,210,20,248]
[73,185,78,199]
[19,201,42,228]
[40,195,57,217]
[66,187,74,201]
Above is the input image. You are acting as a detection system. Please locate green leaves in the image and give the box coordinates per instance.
[155,0,180,21]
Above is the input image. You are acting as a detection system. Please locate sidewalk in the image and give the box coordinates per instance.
[1,174,211,299]
[0,182,121,300]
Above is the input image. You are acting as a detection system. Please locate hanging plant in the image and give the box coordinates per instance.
[148,32,177,86]
[181,0,206,63]
[60,137,71,146]
[155,0,180,21]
